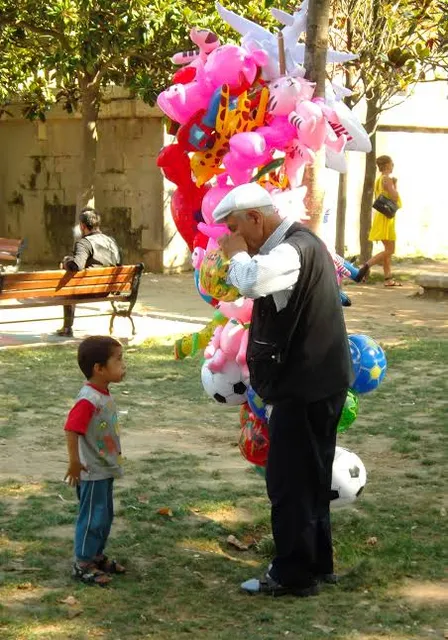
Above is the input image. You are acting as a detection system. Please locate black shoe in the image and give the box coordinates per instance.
[317,573,339,585]
[241,573,319,598]
[353,263,370,283]
[55,327,74,337]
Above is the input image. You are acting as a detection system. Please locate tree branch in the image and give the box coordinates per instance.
[11,19,70,51]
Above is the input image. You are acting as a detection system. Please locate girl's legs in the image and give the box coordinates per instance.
[382,240,395,279]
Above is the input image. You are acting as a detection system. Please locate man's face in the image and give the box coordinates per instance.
[225,209,265,256]
[79,222,89,237]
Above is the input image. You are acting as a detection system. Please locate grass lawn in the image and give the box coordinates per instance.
[0,336,447,640]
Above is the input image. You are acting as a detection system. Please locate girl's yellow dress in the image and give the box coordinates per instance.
[368,175,402,242]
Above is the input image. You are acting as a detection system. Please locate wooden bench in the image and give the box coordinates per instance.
[0,238,26,271]
[0,264,144,335]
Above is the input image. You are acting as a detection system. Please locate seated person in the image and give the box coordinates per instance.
[56,208,121,337]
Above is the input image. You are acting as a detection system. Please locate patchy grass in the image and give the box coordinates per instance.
[0,337,447,640]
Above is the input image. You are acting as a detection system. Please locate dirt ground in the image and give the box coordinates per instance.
[136,261,448,343]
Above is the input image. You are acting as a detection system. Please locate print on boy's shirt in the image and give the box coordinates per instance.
[64,383,123,480]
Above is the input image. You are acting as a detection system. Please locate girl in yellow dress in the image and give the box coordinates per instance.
[363,155,402,286]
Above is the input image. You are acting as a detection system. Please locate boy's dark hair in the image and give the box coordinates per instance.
[79,208,101,230]
[78,336,121,379]
[376,155,393,171]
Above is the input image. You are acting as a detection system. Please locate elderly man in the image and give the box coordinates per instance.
[56,208,121,337]
[214,183,353,597]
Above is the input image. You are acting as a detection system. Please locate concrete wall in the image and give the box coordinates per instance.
[323,80,448,258]
[0,88,190,272]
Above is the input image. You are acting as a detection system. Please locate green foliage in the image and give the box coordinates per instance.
[0,0,279,117]
[330,0,447,118]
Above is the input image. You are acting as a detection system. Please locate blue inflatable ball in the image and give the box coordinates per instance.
[247,386,268,421]
[348,337,362,379]
[349,334,387,394]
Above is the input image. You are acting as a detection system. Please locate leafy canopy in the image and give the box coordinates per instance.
[0,0,279,116]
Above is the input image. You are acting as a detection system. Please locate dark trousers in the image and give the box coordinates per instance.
[75,479,114,562]
[62,293,104,329]
[266,389,347,588]
[63,304,75,329]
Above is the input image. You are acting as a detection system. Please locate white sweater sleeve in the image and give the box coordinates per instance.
[227,243,301,299]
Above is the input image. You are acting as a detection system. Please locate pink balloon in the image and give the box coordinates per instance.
[257,116,297,150]
[204,44,268,92]
[197,221,229,240]
[201,180,234,224]
[223,132,272,186]
[157,80,212,125]
[288,100,327,151]
[220,319,245,359]
[267,75,315,116]
[218,298,253,323]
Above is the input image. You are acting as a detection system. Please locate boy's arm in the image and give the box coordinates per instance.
[64,432,87,487]
[64,398,95,485]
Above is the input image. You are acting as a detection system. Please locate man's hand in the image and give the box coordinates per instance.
[64,460,88,487]
[218,233,248,259]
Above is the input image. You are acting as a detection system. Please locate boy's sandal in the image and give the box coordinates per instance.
[384,277,402,287]
[72,561,112,586]
[95,554,126,574]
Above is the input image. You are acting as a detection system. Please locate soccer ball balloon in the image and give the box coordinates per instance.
[337,389,359,433]
[330,446,367,508]
[201,359,248,405]
[239,403,269,466]
[349,334,387,394]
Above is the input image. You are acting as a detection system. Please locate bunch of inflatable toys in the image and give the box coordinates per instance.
[157,1,387,507]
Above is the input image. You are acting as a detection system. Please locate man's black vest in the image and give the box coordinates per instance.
[247,223,353,404]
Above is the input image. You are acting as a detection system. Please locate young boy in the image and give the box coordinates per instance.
[64,336,127,586]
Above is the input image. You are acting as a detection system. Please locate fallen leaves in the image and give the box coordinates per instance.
[226,535,249,551]
[313,624,335,634]
[157,507,173,517]
[60,595,79,606]
[60,594,83,619]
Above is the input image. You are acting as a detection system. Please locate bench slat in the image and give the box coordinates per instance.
[0,282,132,301]
[1,273,134,293]
[0,294,131,311]
[4,266,137,283]
[0,253,18,262]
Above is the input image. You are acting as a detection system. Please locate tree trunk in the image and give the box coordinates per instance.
[303,0,331,235]
[335,168,347,255]
[359,95,380,262]
[77,74,100,215]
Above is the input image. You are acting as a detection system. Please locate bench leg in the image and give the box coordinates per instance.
[109,313,115,336]
[109,301,136,336]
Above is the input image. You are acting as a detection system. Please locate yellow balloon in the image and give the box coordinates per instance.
[199,250,240,302]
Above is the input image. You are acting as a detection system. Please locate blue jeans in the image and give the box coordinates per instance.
[75,478,114,562]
